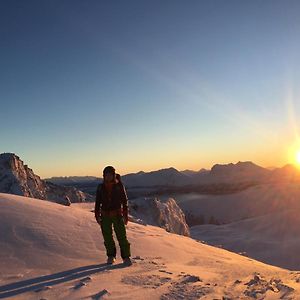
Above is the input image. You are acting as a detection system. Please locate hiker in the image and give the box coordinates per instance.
[94,166,132,265]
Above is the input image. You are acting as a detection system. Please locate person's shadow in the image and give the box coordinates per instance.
[0,262,127,298]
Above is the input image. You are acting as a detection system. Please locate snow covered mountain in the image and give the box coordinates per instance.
[45,167,193,191]
[45,167,193,188]
[0,152,48,199]
[271,164,300,182]
[122,167,192,187]
[45,161,294,191]
[0,153,92,204]
[46,176,99,186]
[181,168,209,177]
[189,161,271,184]
[1,192,299,299]
[129,197,190,236]
[121,162,272,186]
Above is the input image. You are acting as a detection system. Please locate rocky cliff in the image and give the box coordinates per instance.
[0,153,92,204]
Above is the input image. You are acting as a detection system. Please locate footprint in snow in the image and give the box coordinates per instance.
[130,256,164,271]
[73,276,92,290]
[90,289,110,299]
[160,274,208,300]
[242,273,295,299]
[158,269,173,275]
[122,274,172,289]
[73,281,87,289]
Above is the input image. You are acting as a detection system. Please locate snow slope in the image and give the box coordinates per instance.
[177,182,300,225]
[191,208,300,270]
[1,193,300,299]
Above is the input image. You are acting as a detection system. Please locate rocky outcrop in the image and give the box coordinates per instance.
[129,197,190,236]
[0,153,47,199]
[0,153,92,204]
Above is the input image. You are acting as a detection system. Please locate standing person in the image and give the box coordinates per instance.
[94,166,132,265]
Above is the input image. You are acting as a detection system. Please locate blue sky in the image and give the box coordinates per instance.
[1,1,300,177]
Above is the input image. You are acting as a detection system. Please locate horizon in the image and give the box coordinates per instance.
[40,160,297,179]
[0,152,292,178]
[2,1,300,177]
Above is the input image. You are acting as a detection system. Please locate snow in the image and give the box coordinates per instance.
[191,208,300,270]
[1,193,300,299]
[177,182,300,225]
[129,197,190,236]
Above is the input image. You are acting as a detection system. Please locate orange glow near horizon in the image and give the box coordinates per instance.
[283,81,300,169]
[286,138,300,169]
[36,155,287,178]
[296,151,300,166]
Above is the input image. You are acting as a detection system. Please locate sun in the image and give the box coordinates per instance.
[287,140,300,167]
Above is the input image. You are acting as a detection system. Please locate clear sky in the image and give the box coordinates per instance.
[1,0,300,178]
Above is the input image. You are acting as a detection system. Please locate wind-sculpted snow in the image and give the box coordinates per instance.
[1,193,300,299]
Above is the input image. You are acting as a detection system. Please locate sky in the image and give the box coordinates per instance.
[1,0,300,178]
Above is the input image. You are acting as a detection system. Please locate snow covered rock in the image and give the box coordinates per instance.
[129,197,190,236]
[0,153,92,204]
[0,153,47,199]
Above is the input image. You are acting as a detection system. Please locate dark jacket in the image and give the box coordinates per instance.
[94,179,128,218]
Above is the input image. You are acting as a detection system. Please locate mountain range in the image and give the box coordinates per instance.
[46,160,300,188]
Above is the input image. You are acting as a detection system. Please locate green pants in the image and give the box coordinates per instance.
[100,215,131,259]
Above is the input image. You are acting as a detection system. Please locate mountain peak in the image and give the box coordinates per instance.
[0,152,21,166]
[211,161,262,172]
[0,152,19,159]
[236,161,257,166]
[156,167,179,173]
[0,152,90,204]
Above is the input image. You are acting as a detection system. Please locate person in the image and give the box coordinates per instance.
[94,165,132,265]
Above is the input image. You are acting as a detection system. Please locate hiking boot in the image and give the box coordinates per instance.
[122,257,132,266]
[107,256,116,264]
